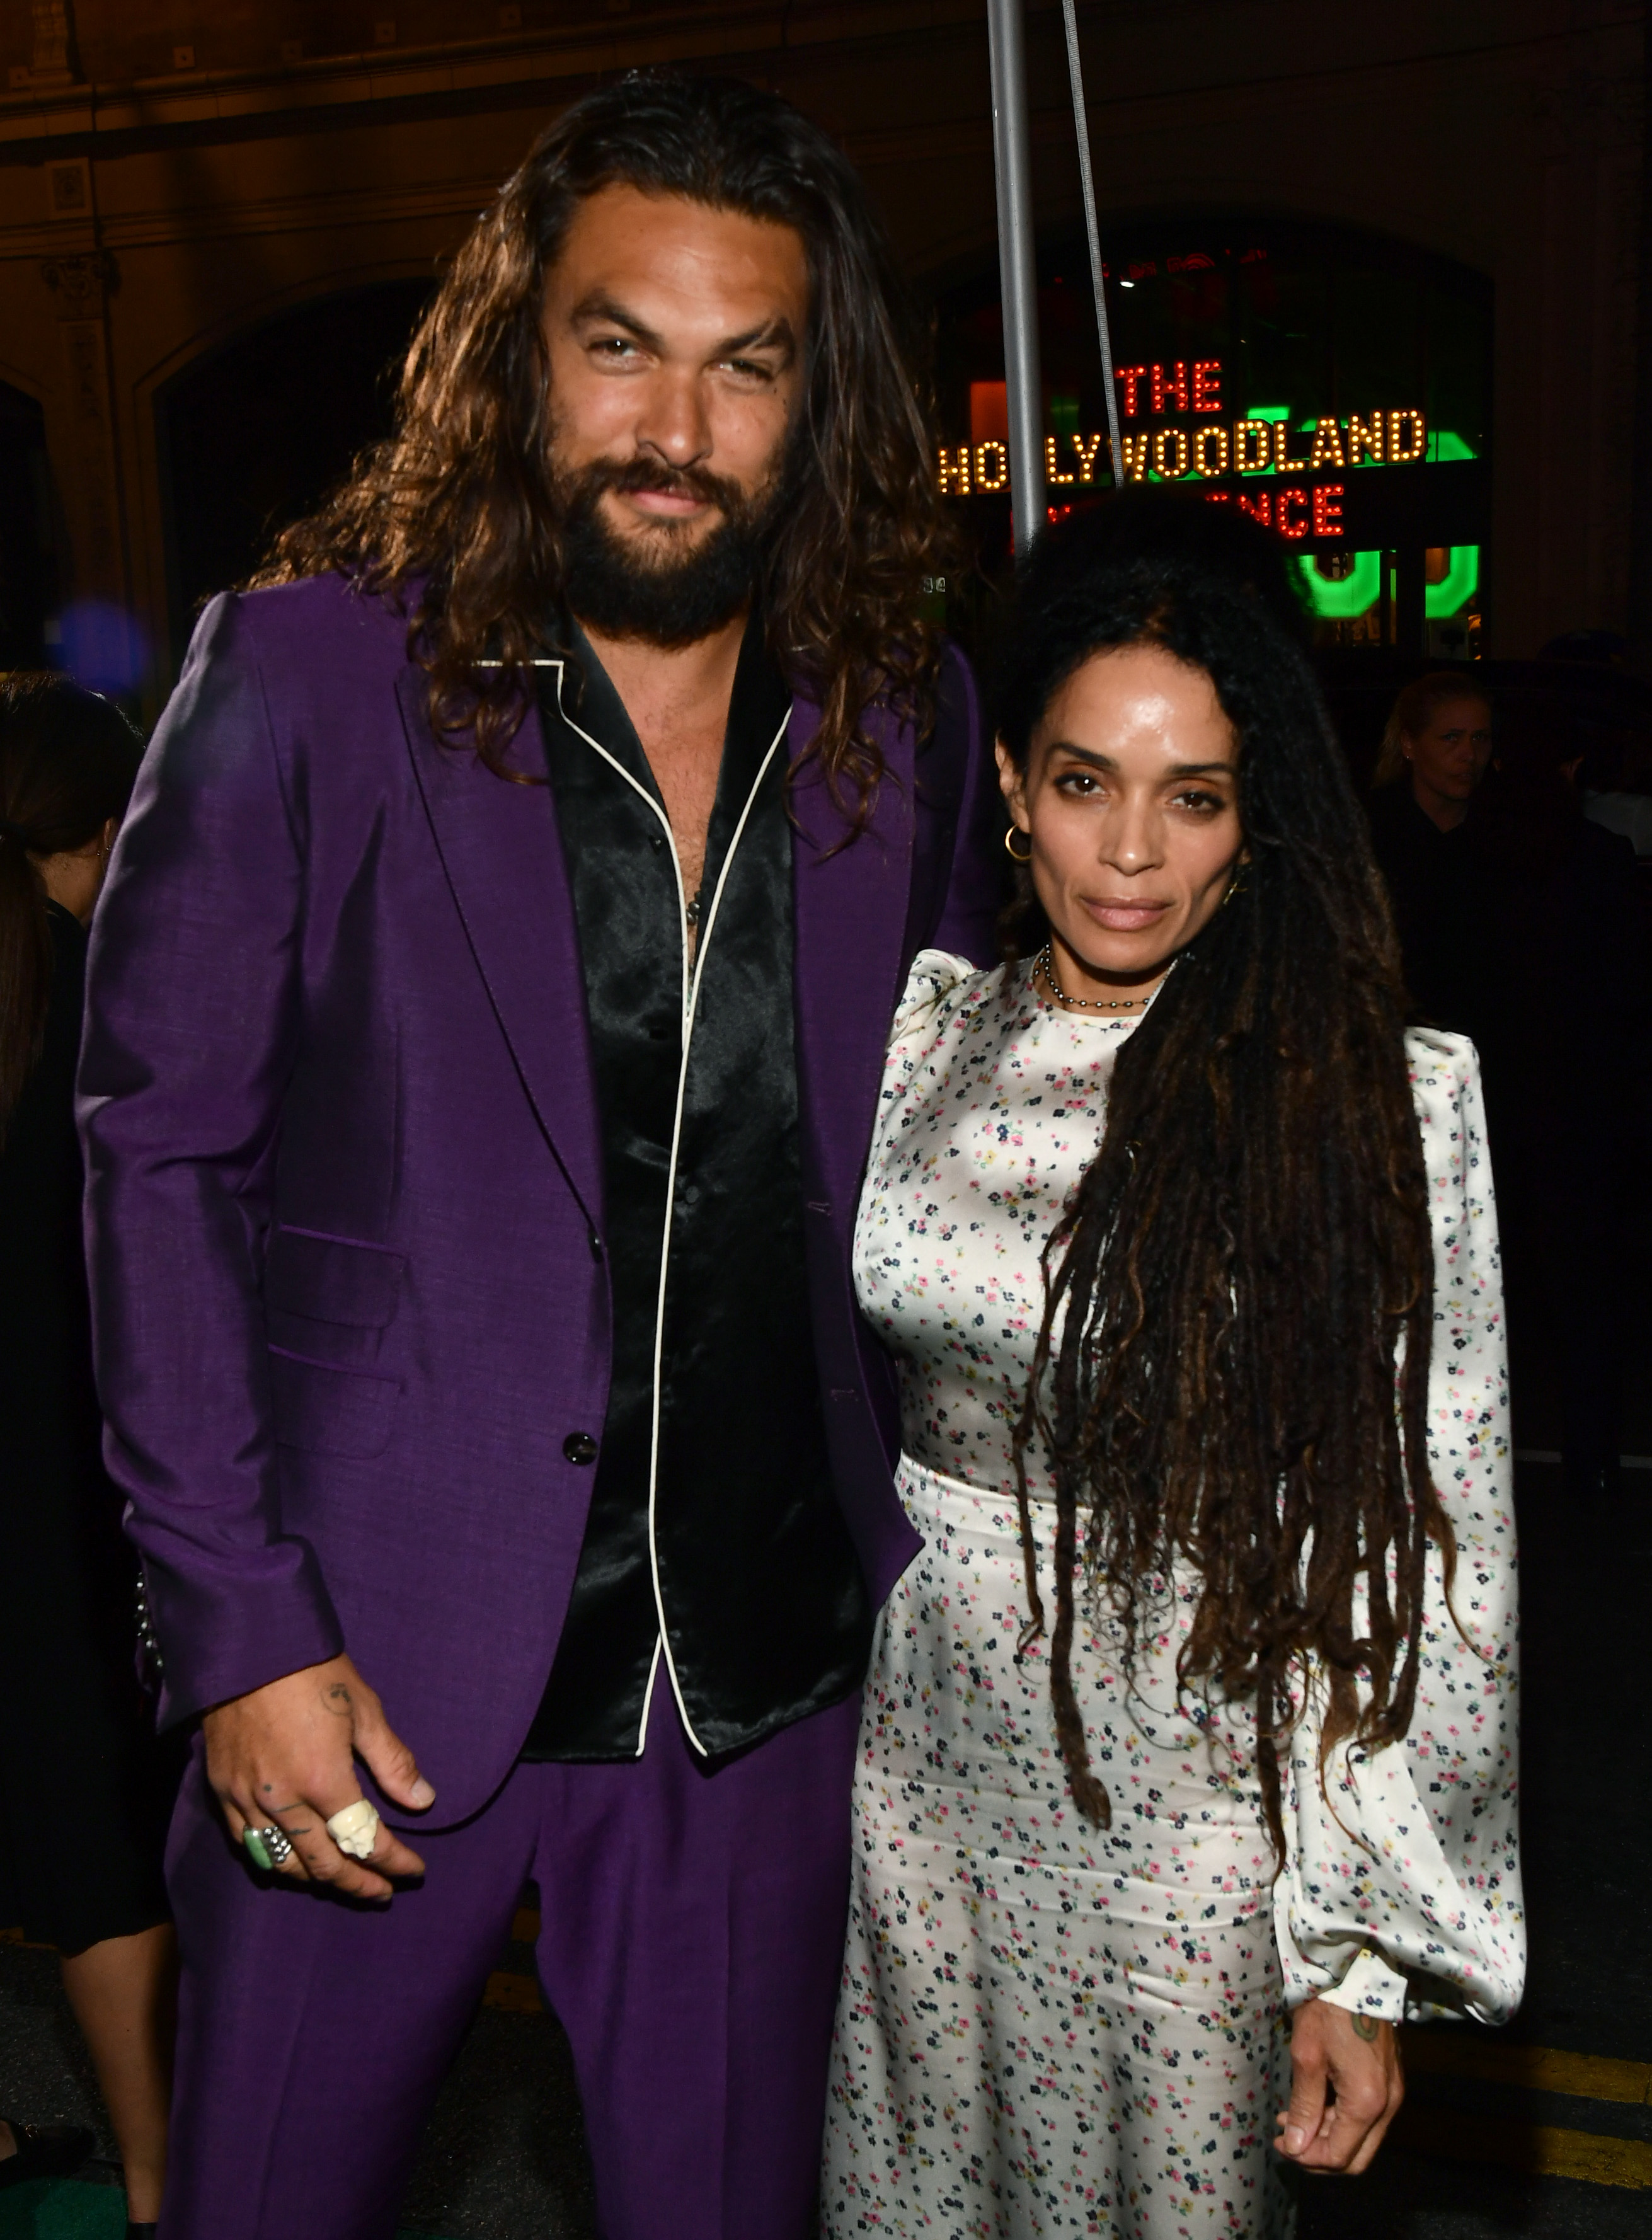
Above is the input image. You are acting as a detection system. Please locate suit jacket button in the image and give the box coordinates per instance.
[563,1432,599,1466]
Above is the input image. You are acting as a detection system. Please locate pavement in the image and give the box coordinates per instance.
[3,1443,1648,2237]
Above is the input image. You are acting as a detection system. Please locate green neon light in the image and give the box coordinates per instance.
[1299,551,1382,617]
[1295,546,1481,621]
[1425,545,1479,617]
[1427,429,1477,462]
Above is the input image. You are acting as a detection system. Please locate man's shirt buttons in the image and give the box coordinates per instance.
[563,1432,599,1466]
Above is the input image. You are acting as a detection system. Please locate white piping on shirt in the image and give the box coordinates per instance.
[543,659,793,1759]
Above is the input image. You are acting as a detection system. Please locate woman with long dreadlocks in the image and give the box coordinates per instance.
[821,511,1522,2237]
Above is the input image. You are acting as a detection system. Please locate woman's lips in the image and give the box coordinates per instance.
[1082,897,1172,933]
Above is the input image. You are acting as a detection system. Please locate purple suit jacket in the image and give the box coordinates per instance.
[79,575,999,1824]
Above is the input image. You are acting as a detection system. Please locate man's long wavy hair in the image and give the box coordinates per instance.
[998,524,1450,1862]
[253,71,951,805]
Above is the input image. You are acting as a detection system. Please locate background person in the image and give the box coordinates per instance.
[79,73,997,2240]
[823,520,1523,2236]
[0,675,176,2238]
[1468,721,1651,1500]
[1367,672,1495,1033]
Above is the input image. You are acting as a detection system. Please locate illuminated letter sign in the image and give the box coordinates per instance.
[1150,361,1190,414]
[1348,412,1384,463]
[936,446,972,495]
[1193,426,1230,477]
[934,395,1435,508]
[1116,365,1150,416]
[1118,432,1152,481]
[1233,420,1273,473]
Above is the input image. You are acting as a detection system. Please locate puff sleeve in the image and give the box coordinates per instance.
[1272,1029,1525,2026]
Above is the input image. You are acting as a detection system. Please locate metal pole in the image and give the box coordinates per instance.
[988,0,1045,555]
[1062,0,1123,488]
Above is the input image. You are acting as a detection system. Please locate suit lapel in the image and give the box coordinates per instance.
[791,698,917,1217]
[397,670,604,1226]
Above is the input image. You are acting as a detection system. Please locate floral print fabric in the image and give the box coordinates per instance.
[821,954,1523,2238]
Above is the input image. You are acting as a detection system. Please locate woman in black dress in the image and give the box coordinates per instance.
[0,675,175,2235]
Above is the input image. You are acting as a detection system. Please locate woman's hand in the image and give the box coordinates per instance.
[1276,1996,1404,2174]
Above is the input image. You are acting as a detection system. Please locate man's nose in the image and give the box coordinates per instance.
[635,369,713,468]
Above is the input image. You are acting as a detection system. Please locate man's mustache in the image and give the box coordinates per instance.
[563,456,750,519]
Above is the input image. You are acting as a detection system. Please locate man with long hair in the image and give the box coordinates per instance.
[81,72,997,2240]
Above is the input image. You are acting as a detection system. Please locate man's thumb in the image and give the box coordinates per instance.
[356,1702,435,1811]
[1283,2041,1328,2155]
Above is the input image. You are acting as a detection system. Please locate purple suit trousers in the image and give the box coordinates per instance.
[164,1688,861,2240]
[79,578,997,2237]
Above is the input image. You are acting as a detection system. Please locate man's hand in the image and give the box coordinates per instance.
[203,1653,434,1901]
[1276,1996,1404,2174]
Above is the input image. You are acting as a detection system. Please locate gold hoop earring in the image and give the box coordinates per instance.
[1004,826,1033,863]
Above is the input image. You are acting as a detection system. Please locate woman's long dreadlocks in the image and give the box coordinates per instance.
[997,517,1449,1861]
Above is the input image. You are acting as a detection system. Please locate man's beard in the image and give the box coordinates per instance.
[553,453,786,646]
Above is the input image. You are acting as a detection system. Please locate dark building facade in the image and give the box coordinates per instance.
[0,2,1643,703]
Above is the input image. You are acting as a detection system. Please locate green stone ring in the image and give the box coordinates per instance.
[243,1824,292,1871]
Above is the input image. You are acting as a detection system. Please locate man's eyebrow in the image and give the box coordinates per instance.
[568,290,665,350]
[1047,741,1235,778]
[566,293,796,366]
[716,317,797,364]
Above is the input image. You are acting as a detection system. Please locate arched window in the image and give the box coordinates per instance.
[928,217,1491,659]
[0,381,58,671]
[155,279,434,664]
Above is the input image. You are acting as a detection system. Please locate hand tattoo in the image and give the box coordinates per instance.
[1352,2013,1380,2042]
[324,1683,353,1716]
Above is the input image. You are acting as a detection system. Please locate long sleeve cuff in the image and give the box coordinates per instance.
[1316,1945,1409,2022]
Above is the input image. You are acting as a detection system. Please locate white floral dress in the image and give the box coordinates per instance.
[821,953,1523,2239]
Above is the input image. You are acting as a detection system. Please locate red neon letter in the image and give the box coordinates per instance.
[1116,365,1149,416]
[1312,484,1345,537]
[1150,360,1189,414]
[1193,359,1223,413]
[1235,491,1271,527]
[1278,487,1311,538]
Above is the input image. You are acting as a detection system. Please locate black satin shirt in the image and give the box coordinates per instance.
[522,619,873,1762]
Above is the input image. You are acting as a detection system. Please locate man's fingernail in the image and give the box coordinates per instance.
[1283,2127,1305,2152]
[410,1778,435,1807]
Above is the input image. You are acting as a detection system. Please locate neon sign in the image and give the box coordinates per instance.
[939,360,1436,497]
[938,418,1428,496]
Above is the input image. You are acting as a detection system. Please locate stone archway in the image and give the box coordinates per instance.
[0,377,57,671]
[154,276,435,665]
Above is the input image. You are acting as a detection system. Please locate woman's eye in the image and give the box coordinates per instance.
[1174,789,1227,814]
[1055,769,1101,796]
